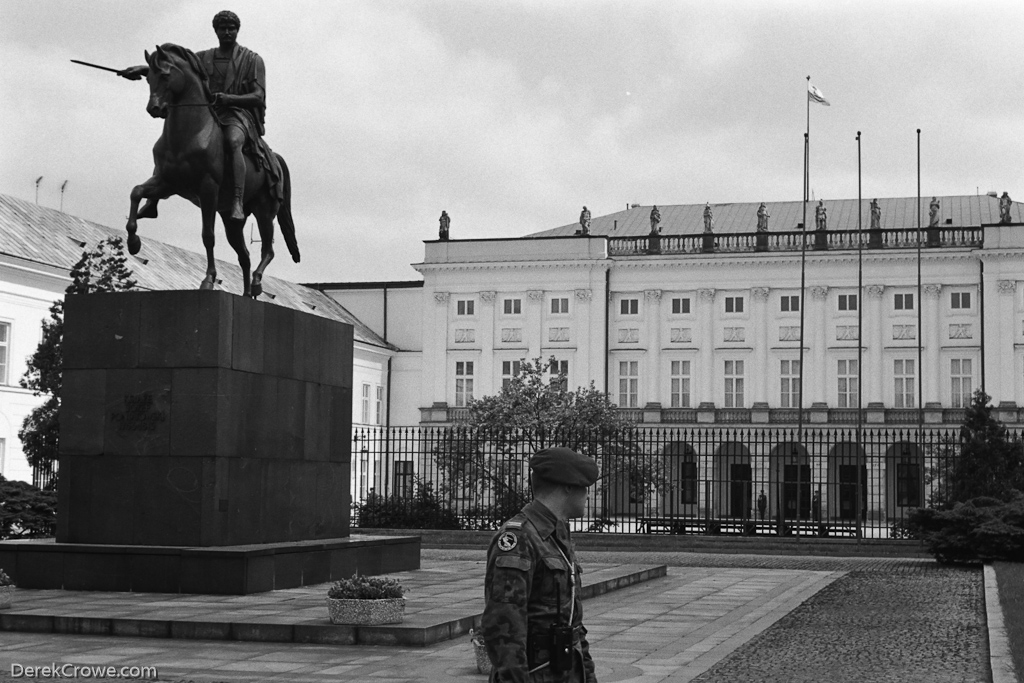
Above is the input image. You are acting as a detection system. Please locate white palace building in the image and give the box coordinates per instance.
[316,194,1024,530]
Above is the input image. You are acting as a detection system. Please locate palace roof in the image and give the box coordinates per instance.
[530,195,1021,238]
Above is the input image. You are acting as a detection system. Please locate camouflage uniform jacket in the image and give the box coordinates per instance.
[482,500,597,682]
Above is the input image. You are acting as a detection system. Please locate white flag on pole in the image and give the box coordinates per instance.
[808,83,830,106]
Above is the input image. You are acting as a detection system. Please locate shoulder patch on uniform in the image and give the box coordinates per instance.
[497,531,518,552]
[505,520,523,530]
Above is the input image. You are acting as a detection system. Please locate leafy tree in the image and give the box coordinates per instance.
[433,357,666,528]
[935,389,1024,506]
[18,237,137,479]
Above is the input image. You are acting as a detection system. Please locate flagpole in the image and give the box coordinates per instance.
[795,74,811,536]
[917,129,924,471]
[856,131,864,542]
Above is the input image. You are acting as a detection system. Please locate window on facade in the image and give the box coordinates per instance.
[393,461,415,498]
[549,359,569,391]
[951,359,973,408]
[680,461,698,504]
[894,359,916,408]
[950,292,972,310]
[724,360,745,408]
[780,295,800,313]
[501,360,522,389]
[896,462,921,507]
[837,359,859,409]
[361,383,371,424]
[455,361,475,407]
[550,298,569,314]
[0,322,8,385]
[671,297,691,315]
[725,296,744,314]
[894,293,914,311]
[503,298,521,315]
[780,360,801,408]
[375,386,384,425]
[457,299,475,316]
[838,294,858,311]
[618,360,639,408]
[620,298,639,315]
[670,360,691,408]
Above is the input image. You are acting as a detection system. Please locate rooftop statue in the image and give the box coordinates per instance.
[815,200,827,231]
[929,197,940,227]
[703,203,714,233]
[116,11,297,298]
[579,206,591,235]
[1000,192,1013,224]
[439,211,450,240]
[649,205,661,233]
[756,202,769,232]
[870,198,881,231]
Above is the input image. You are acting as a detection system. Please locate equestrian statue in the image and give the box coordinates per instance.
[114,10,298,298]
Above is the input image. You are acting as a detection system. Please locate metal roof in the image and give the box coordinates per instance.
[532,195,1021,238]
[0,193,394,350]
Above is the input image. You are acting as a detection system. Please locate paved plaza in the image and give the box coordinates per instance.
[0,550,988,682]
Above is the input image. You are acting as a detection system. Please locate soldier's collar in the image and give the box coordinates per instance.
[522,499,559,539]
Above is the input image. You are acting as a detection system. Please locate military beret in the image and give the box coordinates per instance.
[529,447,599,487]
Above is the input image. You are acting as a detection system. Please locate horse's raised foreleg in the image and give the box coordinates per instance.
[223,215,251,297]
[126,175,170,255]
[249,205,277,299]
[198,179,220,291]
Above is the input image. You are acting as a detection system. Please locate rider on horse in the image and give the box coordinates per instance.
[119,10,282,221]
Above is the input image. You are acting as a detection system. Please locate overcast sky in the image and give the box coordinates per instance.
[3,0,1022,285]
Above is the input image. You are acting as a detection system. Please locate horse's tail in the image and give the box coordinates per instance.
[276,153,300,263]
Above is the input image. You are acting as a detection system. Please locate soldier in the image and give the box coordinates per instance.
[482,447,599,682]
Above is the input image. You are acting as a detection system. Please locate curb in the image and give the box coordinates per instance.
[984,564,1018,683]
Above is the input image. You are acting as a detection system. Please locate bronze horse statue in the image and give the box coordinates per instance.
[125,43,298,297]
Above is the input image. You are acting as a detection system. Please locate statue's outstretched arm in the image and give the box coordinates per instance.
[118,65,149,81]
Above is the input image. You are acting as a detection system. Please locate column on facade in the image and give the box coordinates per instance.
[751,287,769,404]
[865,285,885,404]
[698,288,716,405]
[995,279,1018,406]
[526,289,544,359]
[479,291,496,396]
[923,284,942,405]
[809,285,829,405]
[644,289,663,405]
[428,291,450,405]
[574,288,593,389]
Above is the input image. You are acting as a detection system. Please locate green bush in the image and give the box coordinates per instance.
[0,476,57,539]
[908,493,1024,563]
[328,574,404,599]
[354,481,462,530]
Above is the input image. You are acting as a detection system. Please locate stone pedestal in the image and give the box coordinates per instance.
[2,291,419,593]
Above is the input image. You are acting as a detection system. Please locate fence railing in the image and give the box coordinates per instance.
[350,425,1015,539]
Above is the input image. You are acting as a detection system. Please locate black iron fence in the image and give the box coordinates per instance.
[351,425,1017,539]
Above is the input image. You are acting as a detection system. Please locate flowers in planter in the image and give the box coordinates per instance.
[327,574,404,600]
[0,569,12,587]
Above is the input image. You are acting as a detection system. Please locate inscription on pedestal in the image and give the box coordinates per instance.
[111,393,167,432]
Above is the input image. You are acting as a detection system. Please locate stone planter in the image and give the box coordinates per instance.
[326,597,405,625]
[0,585,14,610]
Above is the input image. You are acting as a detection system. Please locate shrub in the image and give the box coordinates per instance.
[328,574,404,600]
[0,476,57,539]
[908,493,1024,563]
[0,569,12,587]
[354,482,462,530]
